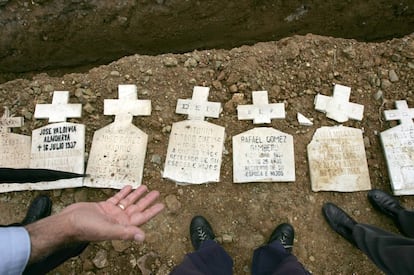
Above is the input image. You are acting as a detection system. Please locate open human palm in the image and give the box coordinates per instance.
[61,185,164,242]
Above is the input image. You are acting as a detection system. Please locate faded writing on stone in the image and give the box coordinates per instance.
[166,126,222,172]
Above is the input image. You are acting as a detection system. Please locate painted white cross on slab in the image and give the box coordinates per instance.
[104,84,151,123]
[176,86,221,120]
[384,100,414,126]
[34,91,82,123]
[0,107,24,133]
[237,91,285,124]
[314,84,364,123]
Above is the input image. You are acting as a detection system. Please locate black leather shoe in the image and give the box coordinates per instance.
[322,202,357,247]
[21,195,52,225]
[268,223,294,252]
[190,216,215,250]
[368,189,404,221]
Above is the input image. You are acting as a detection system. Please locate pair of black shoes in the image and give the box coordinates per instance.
[21,195,52,225]
[190,216,294,252]
[322,189,406,246]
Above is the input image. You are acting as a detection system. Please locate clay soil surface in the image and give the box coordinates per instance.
[1,33,414,274]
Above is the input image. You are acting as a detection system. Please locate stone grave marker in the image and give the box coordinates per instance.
[29,91,85,190]
[380,100,414,195]
[85,84,151,189]
[0,107,31,168]
[233,91,295,183]
[163,86,225,184]
[314,84,364,123]
[307,125,371,192]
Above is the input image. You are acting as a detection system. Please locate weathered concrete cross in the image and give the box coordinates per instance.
[314,84,364,123]
[0,107,24,133]
[384,100,414,126]
[104,84,151,123]
[176,86,221,120]
[237,90,285,124]
[34,91,82,123]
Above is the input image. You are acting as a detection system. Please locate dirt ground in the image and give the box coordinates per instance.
[1,33,414,274]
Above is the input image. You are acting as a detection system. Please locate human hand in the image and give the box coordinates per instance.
[61,185,164,242]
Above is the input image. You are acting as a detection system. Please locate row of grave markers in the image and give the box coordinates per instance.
[0,84,413,195]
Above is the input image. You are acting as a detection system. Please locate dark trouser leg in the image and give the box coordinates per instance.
[397,210,414,238]
[251,241,310,275]
[170,240,233,275]
[353,223,414,275]
[23,242,89,275]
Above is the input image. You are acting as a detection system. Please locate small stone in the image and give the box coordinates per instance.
[145,69,153,76]
[381,79,392,90]
[309,255,315,262]
[408,62,414,69]
[43,84,54,93]
[150,154,162,165]
[92,250,109,269]
[165,194,181,213]
[222,234,233,243]
[83,103,95,113]
[188,78,197,84]
[389,70,399,82]
[212,80,222,90]
[229,84,238,93]
[163,57,178,67]
[162,125,171,133]
[373,90,383,100]
[111,240,131,252]
[364,136,371,148]
[110,70,120,77]
[184,57,198,68]
[342,46,356,59]
[391,54,401,62]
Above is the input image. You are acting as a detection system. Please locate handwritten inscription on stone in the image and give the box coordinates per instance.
[381,125,414,195]
[163,120,225,184]
[233,127,295,183]
[307,126,371,192]
[30,122,85,174]
[0,133,31,168]
[85,124,148,189]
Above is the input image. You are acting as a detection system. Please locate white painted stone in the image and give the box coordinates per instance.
[314,84,364,123]
[34,91,82,123]
[307,126,371,192]
[176,86,221,120]
[29,122,85,189]
[233,127,295,183]
[380,100,414,195]
[297,113,313,126]
[0,107,31,168]
[21,91,86,190]
[85,84,151,189]
[163,120,225,184]
[237,91,285,124]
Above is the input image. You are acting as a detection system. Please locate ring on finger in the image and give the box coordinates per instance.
[118,203,126,210]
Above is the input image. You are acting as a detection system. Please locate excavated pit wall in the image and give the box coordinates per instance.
[0,0,413,74]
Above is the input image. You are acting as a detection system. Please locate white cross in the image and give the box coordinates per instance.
[176,86,222,121]
[314,84,364,123]
[104,84,151,123]
[34,91,82,123]
[0,107,24,133]
[384,100,414,126]
[237,91,285,124]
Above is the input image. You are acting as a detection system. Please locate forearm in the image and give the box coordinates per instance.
[24,211,76,263]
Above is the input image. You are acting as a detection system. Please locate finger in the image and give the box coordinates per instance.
[96,223,146,242]
[118,185,148,209]
[106,185,133,205]
[130,202,165,226]
[125,190,160,215]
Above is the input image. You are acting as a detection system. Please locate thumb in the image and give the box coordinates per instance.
[102,224,145,242]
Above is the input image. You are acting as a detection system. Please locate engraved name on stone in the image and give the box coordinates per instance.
[380,100,414,195]
[233,127,295,183]
[307,125,371,192]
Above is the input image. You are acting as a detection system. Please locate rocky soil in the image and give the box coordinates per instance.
[0,33,414,274]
